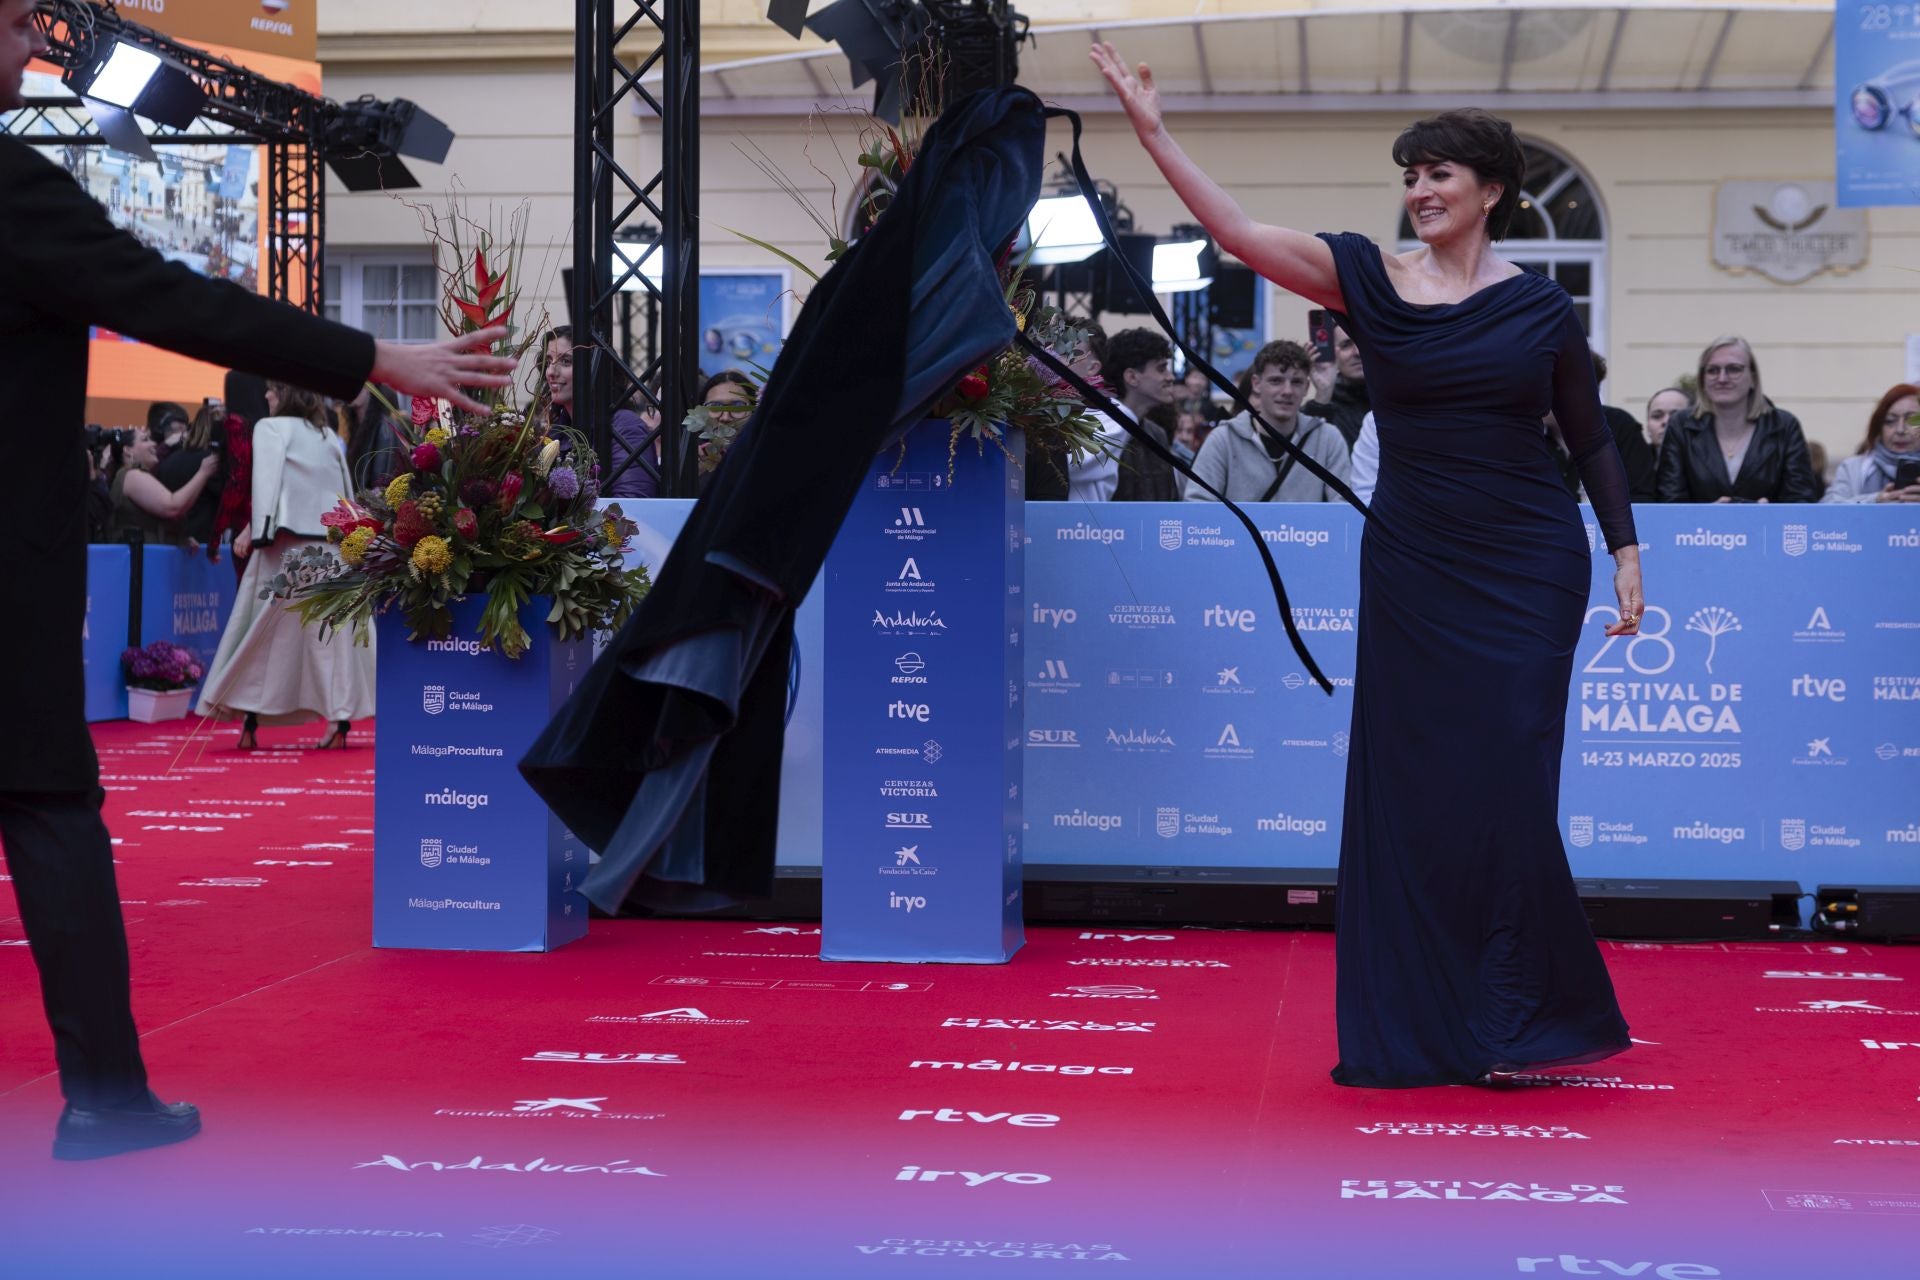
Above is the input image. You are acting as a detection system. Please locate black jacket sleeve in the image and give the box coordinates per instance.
[0,140,375,399]
[1654,420,1691,503]
[1770,410,1817,504]
[1603,406,1658,503]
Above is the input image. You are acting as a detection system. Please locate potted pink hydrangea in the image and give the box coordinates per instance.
[121,641,205,723]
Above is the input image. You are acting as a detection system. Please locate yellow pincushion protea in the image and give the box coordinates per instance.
[410,535,452,576]
[384,474,413,507]
[424,426,452,448]
[339,526,375,566]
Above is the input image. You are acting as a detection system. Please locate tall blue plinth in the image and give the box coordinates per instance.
[372,597,589,951]
[821,422,1025,963]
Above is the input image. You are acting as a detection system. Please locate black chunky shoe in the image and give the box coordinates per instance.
[53,1090,202,1161]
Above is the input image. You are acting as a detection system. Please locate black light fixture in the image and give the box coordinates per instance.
[62,39,204,129]
[321,95,455,192]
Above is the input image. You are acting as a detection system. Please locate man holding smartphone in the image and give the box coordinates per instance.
[1305,310,1371,447]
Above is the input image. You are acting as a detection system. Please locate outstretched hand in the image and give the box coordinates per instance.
[1089,41,1164,141]
[370,326,519,416]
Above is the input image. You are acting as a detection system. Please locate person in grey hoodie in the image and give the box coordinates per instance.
[1185,339,1350,502]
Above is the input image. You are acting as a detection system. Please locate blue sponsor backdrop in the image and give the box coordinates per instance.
[372,598,590,952]
[616,499,1918,888]
[1024,503,1920,884]
[138,545,236,683]
[84,544,236,721]
[820,423,1025,963]
[1837,1,1920,206]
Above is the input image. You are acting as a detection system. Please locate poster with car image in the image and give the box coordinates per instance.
[1837,3,1920,206]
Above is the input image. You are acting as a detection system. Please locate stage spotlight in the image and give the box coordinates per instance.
[63,40,204,129]
[321,96,455,192]
[613,227,666,292]
[1021,194,1104,266]
[1152,237,1213,294]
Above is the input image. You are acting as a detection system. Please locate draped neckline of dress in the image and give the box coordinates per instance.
[1367,243,1531,312]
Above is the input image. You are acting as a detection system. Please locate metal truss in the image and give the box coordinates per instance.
[574,0,699,498]
[5,1,411,315]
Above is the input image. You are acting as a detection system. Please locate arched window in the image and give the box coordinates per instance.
[1397,140,1607,353]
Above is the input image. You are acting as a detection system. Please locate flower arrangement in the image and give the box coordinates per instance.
[122,641,204,691]
[270,207,651,659]
[707,108,1107,480]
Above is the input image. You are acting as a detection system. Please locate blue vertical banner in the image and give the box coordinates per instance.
[1837,1,1920,206]
[821,422,1026,963]
[372,598,589,952]
[698,272,788,373]
[84,545,132,722]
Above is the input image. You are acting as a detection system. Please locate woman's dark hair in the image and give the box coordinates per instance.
[696,369,757,405]
[223,371,270,426]
[186,402,220,451]
[267,381,328,430]
[1861,383,1920,455]
[1392,109,1526,241]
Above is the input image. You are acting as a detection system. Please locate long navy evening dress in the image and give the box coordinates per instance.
[1320,231,1635,1088]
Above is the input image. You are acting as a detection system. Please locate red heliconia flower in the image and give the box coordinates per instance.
[411,442,442,472]
[496,472,524,513]
[538,527,583,546]
[409,396,440,427]
[452,508,479,541]
[391,500,434,549]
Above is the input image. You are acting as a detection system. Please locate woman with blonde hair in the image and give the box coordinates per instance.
[1654,335,1815,502]
[1823,383,1920,503]
[196,380,375,749]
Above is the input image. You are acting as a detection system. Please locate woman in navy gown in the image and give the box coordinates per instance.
[1093,45,1645,1088]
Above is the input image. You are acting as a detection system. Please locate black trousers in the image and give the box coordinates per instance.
[0,789,148,1108]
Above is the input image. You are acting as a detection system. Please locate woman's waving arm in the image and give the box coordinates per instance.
[1089,42,1343,310]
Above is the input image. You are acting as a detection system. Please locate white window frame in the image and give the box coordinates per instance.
[324,249,439,342]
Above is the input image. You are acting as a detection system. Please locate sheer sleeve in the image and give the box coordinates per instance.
[1551,309,1637,552]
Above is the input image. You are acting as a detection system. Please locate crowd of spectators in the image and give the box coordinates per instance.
[1041,323,1920,507]
[89,326,1919,542]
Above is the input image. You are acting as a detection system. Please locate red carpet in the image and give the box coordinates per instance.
[2,720,1917,1278]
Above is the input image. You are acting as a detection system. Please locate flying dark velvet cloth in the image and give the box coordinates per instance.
[519,87,1047,913]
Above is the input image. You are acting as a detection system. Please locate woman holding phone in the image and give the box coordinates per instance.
[1823,383,1920,503]
[1092,44,1643,1089]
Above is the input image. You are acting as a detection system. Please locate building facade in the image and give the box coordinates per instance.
[319,0,1908,457]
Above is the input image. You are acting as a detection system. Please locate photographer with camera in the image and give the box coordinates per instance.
[153,399,226,552]
[107,422,219,547]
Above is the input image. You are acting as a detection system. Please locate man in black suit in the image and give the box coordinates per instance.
[0,0,514,1159]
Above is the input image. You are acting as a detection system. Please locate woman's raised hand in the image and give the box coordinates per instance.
[1090,42,1164,141]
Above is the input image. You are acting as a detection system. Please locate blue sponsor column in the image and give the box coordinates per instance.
[821,423,1025,963]
[84,545,132,722]
[372,597,590,951]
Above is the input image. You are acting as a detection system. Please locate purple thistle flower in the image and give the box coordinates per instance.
[548,466,581,502]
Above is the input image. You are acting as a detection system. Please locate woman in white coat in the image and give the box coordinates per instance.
[197,381,375,748]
